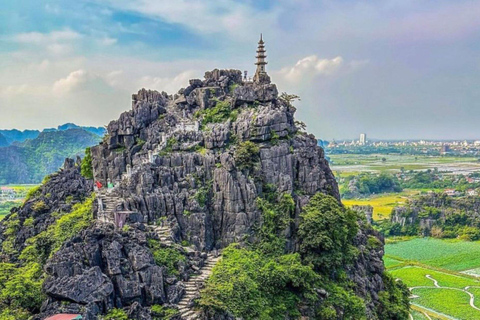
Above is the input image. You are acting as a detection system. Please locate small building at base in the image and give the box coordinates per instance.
[45,314,82,320]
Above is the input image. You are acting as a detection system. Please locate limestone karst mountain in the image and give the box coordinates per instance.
[0,128,102,184]
[0,69,409,320]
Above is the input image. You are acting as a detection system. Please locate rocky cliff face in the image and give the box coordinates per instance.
[0,69,399,320]
[90,69,339,252]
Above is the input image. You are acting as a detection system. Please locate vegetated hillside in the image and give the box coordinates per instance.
[0,69,409,320]
[0,128,102,184]
[0,129,39,145]
[377,192,480,239]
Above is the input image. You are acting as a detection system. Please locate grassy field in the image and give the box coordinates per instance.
[411,288,479,320]
[385,238,480,319]
[390,266,480,288]
[386,238,480,271]
[342,190,419,220]
[0,184,37,220]
[330,154,480,171]
[410,307,445,320]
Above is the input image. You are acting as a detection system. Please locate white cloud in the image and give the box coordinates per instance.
[52,69,91,94]
[99,37,117,46]
[97,0,281,40]
[277,55,344,82]
[138,70,198,93]
[15,29,81,44]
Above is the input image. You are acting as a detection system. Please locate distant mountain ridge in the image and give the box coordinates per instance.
[0,123,105,145]
[0,127,103,184]
[0,133,8,147]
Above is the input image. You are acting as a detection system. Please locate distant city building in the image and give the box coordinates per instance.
[441,144,451,155]
[359,133,367,145]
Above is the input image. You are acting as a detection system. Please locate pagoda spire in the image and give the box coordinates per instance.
[254,33,270,84]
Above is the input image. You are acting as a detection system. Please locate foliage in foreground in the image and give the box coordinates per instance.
[151,304,180,320]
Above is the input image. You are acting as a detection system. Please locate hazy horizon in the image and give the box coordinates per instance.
[2,1,480,140]
[3,121,480,143]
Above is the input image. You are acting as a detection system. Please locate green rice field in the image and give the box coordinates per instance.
[386,238,480,271]
[330,154,480,173]
[385,237,480,319]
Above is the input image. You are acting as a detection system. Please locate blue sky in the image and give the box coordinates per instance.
[1,0,480,139]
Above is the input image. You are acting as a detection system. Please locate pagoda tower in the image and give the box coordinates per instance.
[253,34,270,84]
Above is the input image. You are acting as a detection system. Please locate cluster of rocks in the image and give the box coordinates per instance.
[0,158,93,262]
[37,223,208,320]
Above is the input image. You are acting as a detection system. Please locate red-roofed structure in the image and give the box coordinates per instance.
[44,314,82,320]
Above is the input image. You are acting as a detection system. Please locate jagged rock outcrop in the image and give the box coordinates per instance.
[90,69,339,253]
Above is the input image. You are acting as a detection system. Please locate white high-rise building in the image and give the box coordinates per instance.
[359,133,367,145]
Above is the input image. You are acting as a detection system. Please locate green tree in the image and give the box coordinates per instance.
[81,147,93,179]
[102,308,129,320]
[377,273,410,320]
[298,193,359,273]
[199,245,318,320]
[234,141,260,171]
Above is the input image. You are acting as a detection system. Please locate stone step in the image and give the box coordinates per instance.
[181,310,197,318]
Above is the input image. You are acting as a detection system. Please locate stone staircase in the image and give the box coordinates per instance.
[178,253,222,320]
[150,224,174,246]
[97,190,121,224]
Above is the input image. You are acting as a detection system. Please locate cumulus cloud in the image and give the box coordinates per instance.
[52,69,91,94]
[277,55,344,82]
[138,71,198,93]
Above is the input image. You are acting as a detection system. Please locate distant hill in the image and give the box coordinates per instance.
[0,133,8,147]
[0,123,105,145]
[0,129,39,144]
[0,128,102,184]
